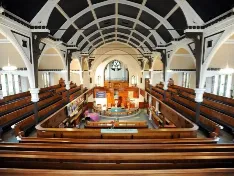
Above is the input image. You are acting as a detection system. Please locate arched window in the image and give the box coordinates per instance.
[111,60,121,71]
[131,75,136,85]
[97,75,101,86]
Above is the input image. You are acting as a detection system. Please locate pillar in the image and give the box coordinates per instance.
[195,88,205,123]
[31,31,49,124]
[185,31,204,124]
[157,49,168,100]
[29,88,40,124]
[66,49,77,103]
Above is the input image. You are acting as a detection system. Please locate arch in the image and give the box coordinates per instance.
[168,47,196,69]
[152,56,163,70]
[54,0,180,40]
[70,58,82,71]
[38,47,66,70]
[82,58,89,71]
[144,61,150,71]
[83,31,152,53]
[0,28,34,87]
[104,60,129,82]
[93,53,142,87]
[77,25,155,51]
[90,40,143,57]
[91,38,145,54]
[201,29,234,87]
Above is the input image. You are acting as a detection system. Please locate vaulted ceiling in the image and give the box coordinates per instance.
[2,0,234,54]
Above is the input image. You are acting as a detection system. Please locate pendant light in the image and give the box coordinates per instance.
[2,57,17,71]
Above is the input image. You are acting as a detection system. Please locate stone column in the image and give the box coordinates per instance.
[29,88,40,124]
[194,88,205,123]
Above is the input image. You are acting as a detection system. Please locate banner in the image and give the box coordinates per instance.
[96,91,106,98]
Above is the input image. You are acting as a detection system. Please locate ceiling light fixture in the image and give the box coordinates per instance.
[219,65,234,74]
[2,57,17,71]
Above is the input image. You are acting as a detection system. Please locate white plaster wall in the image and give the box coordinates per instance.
[83,71,90,88]
[205,77,213,93]
[171,72,183,86]
[189,72,196,89]
[50,72,66,85]
[38,72,43,88]
[151,72,163,86]
[70,72,81,85]
[21,76,29,92]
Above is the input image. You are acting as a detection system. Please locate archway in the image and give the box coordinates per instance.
[168,48,196,88]
[0,32,31,96]
[202,34,234,97]
[103,60,129,86]
[70,59,82,85]
[151,56,163,86]
[92,50,142,88]
[38,48,66,88]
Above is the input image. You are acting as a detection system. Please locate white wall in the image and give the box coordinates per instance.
[50,72,66,85]
[21,76,29,92]
[151,72,163,86]
[83,71,90,88]
[70,72,81,85]
[205,77,213,93]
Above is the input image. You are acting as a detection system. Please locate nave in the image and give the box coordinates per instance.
[1,0,234,175]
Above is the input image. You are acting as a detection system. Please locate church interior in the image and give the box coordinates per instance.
[0,0,234,175]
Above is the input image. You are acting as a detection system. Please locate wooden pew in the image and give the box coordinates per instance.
[0,95,62,136]
[180,91,234,117]
[18,137,219,144]
[146,88,164,101]
[0,151,234,170]
[85,121,148,129]
[0,168,234,176]
[166,98,222,137]
[1,143,233,153]
[0,92,52,116]
[171,85,195,94]
[55,87,66,94]
[172,95,234,133]
[171,84,234,107]
[40,84,61,93]
[2,91,30,103]
[204,92,234,107]
[62,86,81,99]
[13,99,66,137]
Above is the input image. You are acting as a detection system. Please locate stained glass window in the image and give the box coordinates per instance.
[111,60,121,71]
